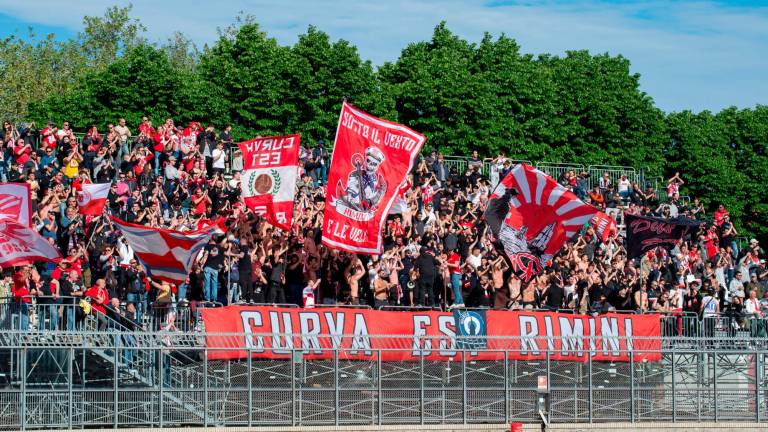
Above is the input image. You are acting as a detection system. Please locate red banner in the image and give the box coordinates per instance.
[239,134,300,231]
[322,102,425,254]
[201,306,662,363]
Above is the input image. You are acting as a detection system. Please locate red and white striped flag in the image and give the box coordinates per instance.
[591,211,618,243]
[111,217,225,283]
[0,183,31,227]
[77,183,111,216]
[0,219,61,267]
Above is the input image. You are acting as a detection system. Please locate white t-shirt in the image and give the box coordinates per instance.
[212,148,225,169]
[618,179,631,193]
[467,253,481,269]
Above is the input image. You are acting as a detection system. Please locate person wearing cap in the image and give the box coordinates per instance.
[342,146,387,211]
[311,139,329,187]
[164,154,180,181]
[729,271,745,301]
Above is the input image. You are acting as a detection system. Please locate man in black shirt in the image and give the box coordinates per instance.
[237,239,254,304]
[542,278,564,310]
[201,239,224,302]
[414,247,440,306]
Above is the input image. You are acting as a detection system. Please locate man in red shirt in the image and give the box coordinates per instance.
[84,278,110,330]
[41,121,58,150]
[12,267,38,330]
[447,249,464,307]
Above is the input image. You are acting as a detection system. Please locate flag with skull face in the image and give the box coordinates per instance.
[323,101,425,255]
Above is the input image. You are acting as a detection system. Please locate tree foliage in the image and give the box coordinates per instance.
[13,9,768,237]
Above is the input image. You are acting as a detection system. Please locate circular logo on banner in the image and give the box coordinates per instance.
[254,174,272,194]
[248,170,282,197]
[457,310,485,337]
[77,190,91,206]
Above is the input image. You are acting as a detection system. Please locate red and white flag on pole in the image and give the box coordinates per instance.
[323,101,426,254]
[111,217,225,284]
[77,183,111,216]
[0,183,32,227]
[591,211,618,242]
[0,219,61,267]
[484,164,597,281]
[239,134,300,231]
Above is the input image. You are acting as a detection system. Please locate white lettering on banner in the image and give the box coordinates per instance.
[624,318,634,351]
[412,315,432,356]
[270,311,294,354]
[340,112,382,144]
[243,136,296,168]
[559,317,584,357]
[543,315,555,352]
[299,312,323,355]
[383,131,418,152]
[589,317,597,355]
[519,316,540,355]
[326,219,369,243]
[437,315,457,357]
[600,317,620,357]
[350,314,372,356]
[253,205,267,215]
[241,311,265,352]
[325,311,345,349]
[276,212,287,224]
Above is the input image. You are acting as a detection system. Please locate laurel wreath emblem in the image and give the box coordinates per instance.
[270,169,281,195]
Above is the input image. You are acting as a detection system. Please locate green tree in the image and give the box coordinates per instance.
[28,45,221,130]
[78,4,146,69]
[290,25,393,143]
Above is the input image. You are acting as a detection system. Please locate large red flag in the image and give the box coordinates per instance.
[484,164,597,281]
[323,102,425,254]
[77,183,110,216]
[0,183,31,227]
[0,219,61,267]
[239,134,300,231]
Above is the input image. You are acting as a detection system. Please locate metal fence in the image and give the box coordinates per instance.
[0,329,766,430]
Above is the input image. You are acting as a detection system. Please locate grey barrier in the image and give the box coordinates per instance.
[0,330,766,430]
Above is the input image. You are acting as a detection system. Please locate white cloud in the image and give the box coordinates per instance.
[0,0,766,112]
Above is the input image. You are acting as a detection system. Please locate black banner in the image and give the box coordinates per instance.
[625,214,703,258]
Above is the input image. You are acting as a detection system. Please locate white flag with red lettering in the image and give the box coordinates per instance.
[0,219,61,267]
[323,101,425,254]
[239,135,300,231]
[0,183,31,227]
[77,183,111,216]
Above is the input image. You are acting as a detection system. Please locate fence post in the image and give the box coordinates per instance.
[291,348,296,427]
[713,352,718,422]
[588,353,593,423]
[68,347,74,430]
[158,348,164,429]
[247,348,253,427]
[203,348,208,427]
[420,350,425,425]
[503,351,509,423]
[756,352,761,422]
[461,351,467,424]
[630,350,635,423]
[114,335,119,429]
[334,348,339,427]
[377,349,382,426]
[20,347,26,431]
[671,351,676,423]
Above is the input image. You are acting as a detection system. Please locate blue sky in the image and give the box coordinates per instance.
[0,0,766,113]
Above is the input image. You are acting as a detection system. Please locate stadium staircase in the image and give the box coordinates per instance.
[5,309,228,428]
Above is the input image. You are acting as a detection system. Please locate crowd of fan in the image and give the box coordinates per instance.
[1,118,767,333]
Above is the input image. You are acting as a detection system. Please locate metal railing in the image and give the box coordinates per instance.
[1,331,766,429]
